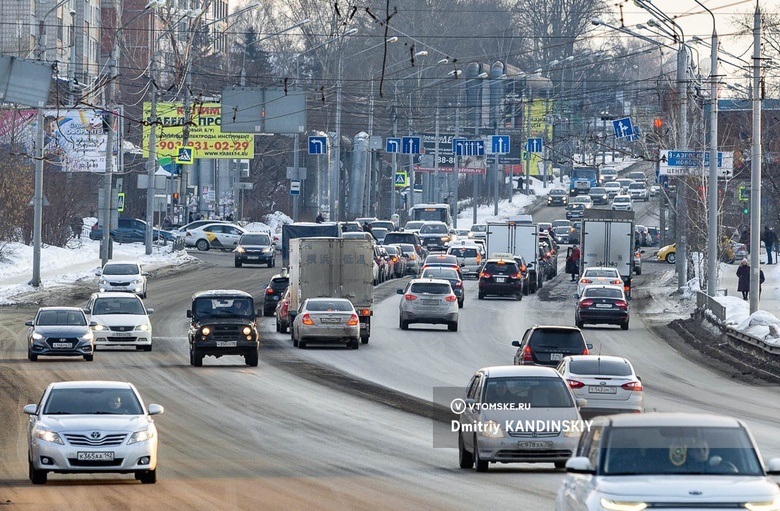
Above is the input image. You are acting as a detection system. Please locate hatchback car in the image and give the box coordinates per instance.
[611,194,633,211]
[291,298,360,349]
[96,262,149,298]
[627,181,649,201]
[457,365,585,472]
[555,413,780,511]
[187,290,259,366]
[577,267,623,297]
[570,195,593,209]
[185,223,246,251]
[470,223,487,239]
[512,325,591,366]
[397,243,422,275]
[421,266,464,308]
[397,278,459,331]
[575,284,630,330]
[556,355,644,419]
[24,380,164,484]
[446,241,483,278]
[85,292,154,351]
[26,307,95,362]
[604,181,622,199]
[566,203,585,220]
[656,243,676,264]
[371,227,389,244]
[234,232,276,268]
[547,188,569,206]
[262,270,290,316]
[587,187,609,205]
[478,258,523,300]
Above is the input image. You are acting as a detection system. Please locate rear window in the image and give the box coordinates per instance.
[410,282,452,294]
[484,262,519,274]
[529,329,586,350]
[448,247,478,258]
[568,359,632,376]
[584,269,620,278]
[269,277,289,290]
[584,287,624,299]
[384,233,415,245]
[426,255,458,265]
[421,268,459,280]
[306,300,353,312]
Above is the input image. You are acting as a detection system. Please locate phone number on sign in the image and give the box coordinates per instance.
[157,140,250,151]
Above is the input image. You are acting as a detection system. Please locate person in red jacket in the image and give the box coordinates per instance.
[566,245,581,282]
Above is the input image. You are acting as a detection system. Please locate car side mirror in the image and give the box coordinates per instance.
[566,456,595,474]
[25,320,33,326]
[147,404,164,416]
[23,404,38,415]
[576,398,587,409]
[83,308,91,315]
[142,272,150,276]
[146,308,154,315]
[637,375,642,382]
[765,458,780,475]
[574,293,580,299]
[396,289,404,294]
[186,310,192,318]
[89,321,98,327]
[511,340,521,347]
[586,343,593,349]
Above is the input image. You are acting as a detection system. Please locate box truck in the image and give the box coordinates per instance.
[486,221,542,294]
[580,209,636,297]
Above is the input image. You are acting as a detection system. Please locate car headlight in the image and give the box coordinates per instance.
[136,323,151,332]
[264,247,274,253]
[745,498,780,511]
[480,420,504,438]
[235,246,245,254]
[201,326,211,336]
[131,278,142,285]
[32,332,45,340]
[78,332,94,342]
[127,425,156,445]
[92,323,108,332]
[98,278,108,285]
[35,427,64,445]
[599,499,647,511]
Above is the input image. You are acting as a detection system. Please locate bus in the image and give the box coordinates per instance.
[408,203,454,229]
[569,167,599,196]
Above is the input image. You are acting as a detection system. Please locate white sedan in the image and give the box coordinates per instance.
[577,267,623,297]
[184,222,246,251]
[24,380,164,484]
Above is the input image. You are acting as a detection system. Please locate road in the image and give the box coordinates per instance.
[2,172,779,509]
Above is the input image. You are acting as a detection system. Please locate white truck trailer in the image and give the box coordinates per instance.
[486,221,542,294]
[580,209,636,297]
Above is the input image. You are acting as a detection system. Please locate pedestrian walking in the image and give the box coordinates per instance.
[736,259,751,300]
[162,215,173,230]
[315,212,324,223]
[762,226,777,264]
[566,244,581,282]
[70,215,84,239]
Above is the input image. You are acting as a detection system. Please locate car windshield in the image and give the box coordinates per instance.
[590,188,606,194]
[102,264,140,276]
[601,426,763,476]
[239,234,271,245]
[422,268,459,280]
[448,247,478,258]
[405,221,425,230]
[629,183,644,190]
[553,227,569,234]
[529,330,585,350]
[305,299,353,312]
[615,197,630,203]
[549,190,566,196]
[399,243,416,254]
[421,224,447,234]
[471,224,486,232]
[410,282,452,294]
[193,298,253,319]
[482,377,573,408]
[605,182,620,188]
[42,387,144,415]
[584,287,624,299]
[36,309,86,326]
[568,358,632,376]
[92,297,146,315]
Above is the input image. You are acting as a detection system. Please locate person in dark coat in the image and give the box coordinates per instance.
[70,215,84,239]
[315,212,324,223]
[762,226,777,264]
[736,259,750,300]
[566,245,581,282]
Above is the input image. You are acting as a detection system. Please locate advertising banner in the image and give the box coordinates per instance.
[143,102,254,159]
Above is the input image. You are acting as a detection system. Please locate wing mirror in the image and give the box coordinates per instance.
[396,289,404,294]
[511,340,521,347]
[586,343,593,349]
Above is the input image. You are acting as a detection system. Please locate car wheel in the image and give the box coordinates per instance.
[349,338,359,350]
[196,239,210,251]
[245,350,259,367]
[192,349,203,367]
[458,299,464,308]
[554,461,567,469]
[523,282,529,296]
[136,469,157,484]
[28,349,37,362]
[478,292,485,300]
[458,434,474,469]
[84,354,94,361]
[235,260,242,268]
[267,260,273,268]
[400,318,409,330]
[635,266,642,276]
[448,321,458,332]
[275,317,281,332]
[621,321,629,331]
[516,292,522,301]
[474,436,488,472]
[361,334,369,344]
[576,319,584,329]
[665,253,676,264]
[29,459,47,484]
[292,331,299,347]
[298,338,307,349]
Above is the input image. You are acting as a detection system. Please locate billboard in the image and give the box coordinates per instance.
[143,102,254,160]
[0,108,118,172]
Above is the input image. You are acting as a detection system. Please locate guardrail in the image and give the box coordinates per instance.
[170,237,186,252]
[695,290,727,323]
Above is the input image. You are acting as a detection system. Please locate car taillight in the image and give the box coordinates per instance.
[610,279,622,285]
[567,379,585,389]
[624,284,630,293]
[404,294,417,301]
[580,299,594,307]
[358,309,371,316]
[520,265,527,272]
[615,300,628,309]
[347,314,359,326]
[409,254,416,260]
[302,313,314,325]
[265,288,274,295]
[445,295,457,302]
[480,272,491,279]
[510,273,521,279]
[392,256,398,262]
[580,278,592,284]
[476,254,481,263]
[454,282,463,289]
[621,381,643,391]
[522,345,533,362]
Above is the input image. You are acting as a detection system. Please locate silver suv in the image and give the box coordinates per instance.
[397,278,459,331]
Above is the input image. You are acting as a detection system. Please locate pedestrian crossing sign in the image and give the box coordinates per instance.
[394,171,408,187]
[117,192,125,212]
[176,147,193,164]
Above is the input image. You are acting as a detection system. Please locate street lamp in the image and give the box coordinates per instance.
[240,17,310,87]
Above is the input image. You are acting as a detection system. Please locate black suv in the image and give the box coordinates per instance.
[478,258,523,300]
[383,231,427,260]
[511,325,592,366]
[187,290,260,367]
[262,271,290,316]
[547,188,568,206]
[234,232,276,268]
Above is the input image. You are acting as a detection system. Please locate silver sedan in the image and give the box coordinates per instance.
[291,298,361,350]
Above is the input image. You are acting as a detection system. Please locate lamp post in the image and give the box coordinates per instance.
[750,3,761,313]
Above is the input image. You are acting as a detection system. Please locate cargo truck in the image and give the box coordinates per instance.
[486,221,543,294]
[579,209,636,297]
[288,238,374,343]
[281,222,342,267]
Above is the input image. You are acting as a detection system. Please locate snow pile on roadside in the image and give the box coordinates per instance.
[734,310,780,346]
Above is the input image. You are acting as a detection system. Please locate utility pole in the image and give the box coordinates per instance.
[391,96,398,217]
[101,0,120,267]
[453,93,460,229]
[675,42,689,292]
[750,2,762,314]
[408,114,415,210]
[493,121,499,215]
[364,87,374,217]
[434,100,440,204]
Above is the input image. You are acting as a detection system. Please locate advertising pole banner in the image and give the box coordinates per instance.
[143,102,254,159]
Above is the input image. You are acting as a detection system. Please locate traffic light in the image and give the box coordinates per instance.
[653,118,663,130]
[743,204,750,215]
[172,192,179,206]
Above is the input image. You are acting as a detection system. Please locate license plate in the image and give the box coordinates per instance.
[111,332,131,337]
[518,441,553,449]
[589,386,617,394]
[52,342,72,349]
[422,299,439,305]
[595,304,613,308]
[320,318,340,324]
[216,341,237,347]
[495,277,506,283]
[273,296,280,301]
[248,256,259,260]
[550,353,563,361]
[77,451,114,461]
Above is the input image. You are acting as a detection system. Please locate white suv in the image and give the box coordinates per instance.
[85,292,154,351]
[97,262,149,298]
[627,182,649,202]
[611,194,633,211]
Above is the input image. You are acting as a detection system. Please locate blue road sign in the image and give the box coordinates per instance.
[665,150,724,167]
[612,117,635,139]
[526,137,543,153]
[290,179,301,195]
[386,137,401,153]
[453,139,484,156]
[452,138,467,155]
[394,171,407,186]
[308,136,327,155]
[401,136,421,154]
[491,135,510,154]
[176,147,193,164]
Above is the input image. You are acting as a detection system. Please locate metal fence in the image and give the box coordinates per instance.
[696,290,727,323]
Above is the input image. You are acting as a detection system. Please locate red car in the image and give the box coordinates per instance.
[275,288,292,333]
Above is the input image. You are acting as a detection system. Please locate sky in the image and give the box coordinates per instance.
[3,153,779,346]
